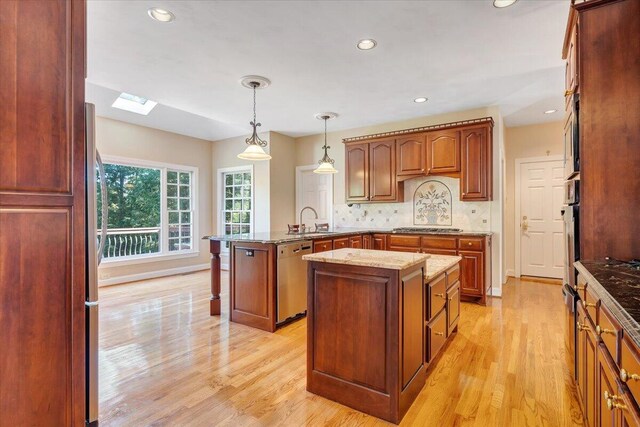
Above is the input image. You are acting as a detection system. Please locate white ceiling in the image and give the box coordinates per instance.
[87,0,568,141]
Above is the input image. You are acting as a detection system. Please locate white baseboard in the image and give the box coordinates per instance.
[505,269,515,277]
[98,263,210,287]
[490,287,503,297]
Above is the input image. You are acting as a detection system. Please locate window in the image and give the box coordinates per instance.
[97,157,198,263]
[220,168,253,250]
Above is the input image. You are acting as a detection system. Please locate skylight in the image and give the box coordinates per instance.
[112,92,158,115]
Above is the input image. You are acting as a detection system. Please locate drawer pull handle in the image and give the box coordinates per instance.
[435,293,445,298]
[575,285,586,291]
[621,369,640,383]
[434,332,444,336]
[576,321,590,332]
[565,89,574,97]
[584,302,597,308]
[596,325,615,336]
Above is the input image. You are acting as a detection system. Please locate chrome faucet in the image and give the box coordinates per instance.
[299,206,318,232]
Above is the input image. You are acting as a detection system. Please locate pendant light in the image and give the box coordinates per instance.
[314,113,338,174]
[238,76,272,161]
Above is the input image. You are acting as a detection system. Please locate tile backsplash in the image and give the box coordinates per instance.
[334,176,491,231]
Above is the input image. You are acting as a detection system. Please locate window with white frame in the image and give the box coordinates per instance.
[220,169,253,250]
[97,157,198,262]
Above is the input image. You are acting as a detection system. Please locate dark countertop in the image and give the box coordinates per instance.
[575,260,640,348]
[203,228,492,244]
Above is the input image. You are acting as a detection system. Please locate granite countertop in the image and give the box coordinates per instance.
[303,248,430,270]
[574,260,640,348]
[204,227,492,244]
[424,254,462,281]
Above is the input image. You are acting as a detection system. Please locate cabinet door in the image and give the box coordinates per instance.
[372,234,387,250]
[461,126,492,201]
[345,143,369,202]
[396,134,426,176]
[577,303,597,427]
[565,22,578,109]
[0,1,87,425]
[362,234,372,249]
[426,130,460,174]
[369,139,397,201]
[597,344,618,427]
[349,235,362,248]
[446,282,460,334]
[459,250,483,297]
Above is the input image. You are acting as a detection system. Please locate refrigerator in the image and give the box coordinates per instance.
[86,103,107,426]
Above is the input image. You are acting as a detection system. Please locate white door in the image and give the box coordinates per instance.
[518,159,564,278]
[296,166,333,227]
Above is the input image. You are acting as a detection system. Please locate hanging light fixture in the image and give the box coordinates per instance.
[238,76,272,161]
[313,112,338,174]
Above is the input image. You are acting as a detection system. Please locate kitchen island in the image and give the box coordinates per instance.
[303,249,461,423]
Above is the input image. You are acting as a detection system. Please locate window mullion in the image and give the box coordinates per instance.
[161,167,168,255]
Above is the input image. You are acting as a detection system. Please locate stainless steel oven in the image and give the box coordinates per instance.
[564,179,579,206]
[564,93,580,180]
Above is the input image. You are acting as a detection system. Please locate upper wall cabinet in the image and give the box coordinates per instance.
[426,130,461,174]
[461,126,492,201]
[345,142,369,202]
[370,139,398,201]
[396,134,426,176]
[344,118,493,203]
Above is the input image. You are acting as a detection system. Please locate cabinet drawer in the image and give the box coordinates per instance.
[458,238,483,251]
[621,335,640,407]
[428,274,447,321]
[446,264,460,288]
[446,282,460,335]
[421,236,457,250]
[427,309,447,362]
[596,305,621,364]
[583,287,600,326]
[313,239,333,253]
[388,235,421,248]
[333,237,349,249]
[349,235,363,248]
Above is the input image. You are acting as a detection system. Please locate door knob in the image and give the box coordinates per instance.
[521,216,529,232]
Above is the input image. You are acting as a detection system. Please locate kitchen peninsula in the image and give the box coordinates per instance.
[206,228,490,332]
[303,249,461,423]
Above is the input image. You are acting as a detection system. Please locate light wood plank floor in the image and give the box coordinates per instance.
[98,272,584,426]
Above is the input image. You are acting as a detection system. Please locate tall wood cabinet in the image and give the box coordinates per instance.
[566,0,640,261]
[461,126,492,201]
[0,0,87,424]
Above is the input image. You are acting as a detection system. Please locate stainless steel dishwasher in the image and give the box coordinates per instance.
[276,240,312,324]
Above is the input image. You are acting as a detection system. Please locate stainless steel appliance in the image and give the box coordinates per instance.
[562,283,579,380]
[564,179,579,206]
[564,93,580,180]
[276,240,312,324]
[86,103,107,426]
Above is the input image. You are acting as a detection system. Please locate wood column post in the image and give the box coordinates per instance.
[210,240,221,315]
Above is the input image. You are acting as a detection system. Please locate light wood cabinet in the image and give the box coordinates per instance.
[461,126,492,201]
[426,130,460,174]
[397,134,426,176]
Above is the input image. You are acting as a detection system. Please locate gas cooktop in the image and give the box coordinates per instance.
[392,227,463,233]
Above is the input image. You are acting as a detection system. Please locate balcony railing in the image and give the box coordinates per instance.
[98,227,160,259]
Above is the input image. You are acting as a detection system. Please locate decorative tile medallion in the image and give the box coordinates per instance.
[414,180,452,225]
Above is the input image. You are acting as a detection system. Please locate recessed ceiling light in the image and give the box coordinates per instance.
[544,109,557,114]
[147,7,175,23]
[414,97,428,103]
[357,39,377,50]
[493,0,518,8]
[112,92,158,115]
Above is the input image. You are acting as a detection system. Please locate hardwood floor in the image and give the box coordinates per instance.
[98,272,584,426]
